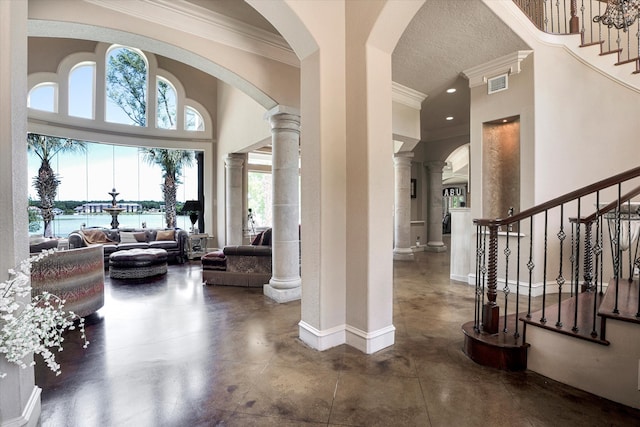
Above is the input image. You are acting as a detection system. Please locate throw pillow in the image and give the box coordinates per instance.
[251,231,264,245]
[134,232,147,243]
[119,232,138,244]
[156,230,175,241]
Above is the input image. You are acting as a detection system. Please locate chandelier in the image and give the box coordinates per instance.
[593,0,640,31]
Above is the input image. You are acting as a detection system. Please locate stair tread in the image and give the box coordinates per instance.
[599,278,640,324]
[522,291,610,345]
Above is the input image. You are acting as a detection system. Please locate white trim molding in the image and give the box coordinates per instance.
[461,50,533,88]
[1,386,41,427]
[298,321,345,351]
[345,324,396,354]
[392,81,427,109]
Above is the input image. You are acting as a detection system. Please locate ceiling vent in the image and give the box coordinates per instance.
[487,73,508,94]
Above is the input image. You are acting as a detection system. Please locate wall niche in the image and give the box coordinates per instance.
[482,116,520,219]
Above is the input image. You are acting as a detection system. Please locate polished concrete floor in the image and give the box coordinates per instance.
[37,241,640,426]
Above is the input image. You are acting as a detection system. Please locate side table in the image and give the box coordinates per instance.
[187,233,209,260]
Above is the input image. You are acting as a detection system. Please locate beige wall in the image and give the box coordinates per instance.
[215,81,271,246]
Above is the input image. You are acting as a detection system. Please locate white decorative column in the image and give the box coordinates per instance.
[425,161,447,252]
[393,152,414,260]
[449,207,472,283]
[225,154,244,246]
[264,106,302,303]
[0,1,41,426]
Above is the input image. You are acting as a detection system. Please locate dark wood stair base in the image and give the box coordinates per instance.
[462,314,529,371]
[522,291,610,345]
[598,278,640,325]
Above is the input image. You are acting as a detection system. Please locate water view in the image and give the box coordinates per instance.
[34,213,194,238]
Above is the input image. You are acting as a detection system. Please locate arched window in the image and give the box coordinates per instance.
[157,77,177,129]
[28,83,57,112]
[185,106,205,131]
[69,62,95,119]
[105,47,147,126]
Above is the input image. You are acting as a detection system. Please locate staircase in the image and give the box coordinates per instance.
[462,166,640,409]
[513,0,640,74]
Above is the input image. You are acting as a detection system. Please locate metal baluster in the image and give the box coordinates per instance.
[474,225,480,331]
[556,205,566,328]
[503,220,512,333]
[584,219,594,292]
[514,219,522,339]
[526,218,535,319]
[544,0,550,32]
[572,198,581,333]
[593,192,602,337]
[614,184,621,314]
[541,210,548,323]
[570,219,576,297]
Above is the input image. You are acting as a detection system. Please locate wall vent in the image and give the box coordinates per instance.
[487,73,508,94]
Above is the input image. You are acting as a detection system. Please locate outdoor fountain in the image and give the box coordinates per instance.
[104,188,125,229]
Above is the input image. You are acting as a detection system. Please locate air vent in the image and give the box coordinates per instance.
[487,73,508,94]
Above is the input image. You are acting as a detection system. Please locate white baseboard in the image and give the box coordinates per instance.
[1,386,41,427]
[298,321,345,351]
[466,273,598,298]
[345,324,395,354]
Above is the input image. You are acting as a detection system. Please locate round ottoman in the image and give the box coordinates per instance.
[109,248,168,279]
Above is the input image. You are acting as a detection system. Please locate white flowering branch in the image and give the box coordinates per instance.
[0,249,89,378]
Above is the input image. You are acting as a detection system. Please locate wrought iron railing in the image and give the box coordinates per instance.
[513,0,640,73]
[472,166,640,343]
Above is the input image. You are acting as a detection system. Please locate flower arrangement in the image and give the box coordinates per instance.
[0,249,89,378]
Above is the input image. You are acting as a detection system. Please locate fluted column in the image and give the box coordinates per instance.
[264,106,301,303]
[225,155,244,246]
[393,152,414,260]
[425,161,447,252]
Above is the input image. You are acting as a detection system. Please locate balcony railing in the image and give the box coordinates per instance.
[513,0,640,73]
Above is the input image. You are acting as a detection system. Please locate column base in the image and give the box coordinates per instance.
[425,242,447,253]
[264,284,301,303]
[393,247,414,261]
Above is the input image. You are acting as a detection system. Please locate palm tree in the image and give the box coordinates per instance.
[141,148,194,228]
[27,133,86,237]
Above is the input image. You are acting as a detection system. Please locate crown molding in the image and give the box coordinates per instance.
[392,82,427,109]
[84,0,299,67]
[461,50,533,88]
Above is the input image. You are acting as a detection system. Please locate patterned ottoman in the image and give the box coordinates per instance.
[109,248,168,279]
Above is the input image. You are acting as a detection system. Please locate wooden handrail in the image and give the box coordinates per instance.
[570,184,640,223]
[474,166,640,227]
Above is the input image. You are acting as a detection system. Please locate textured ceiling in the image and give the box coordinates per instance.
[393,0,529,142]
[186,0,529,145]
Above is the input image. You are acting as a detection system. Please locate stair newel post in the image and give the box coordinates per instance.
[570,0,579,34]
[483,224,500,334]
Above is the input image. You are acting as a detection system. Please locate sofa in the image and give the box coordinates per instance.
[202,228,272,287]
[68,227,189,264]
[31,245,104,317]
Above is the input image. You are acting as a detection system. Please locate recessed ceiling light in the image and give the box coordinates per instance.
[446,116,454,121]
[502,119,508,123]
[446,88,456,94]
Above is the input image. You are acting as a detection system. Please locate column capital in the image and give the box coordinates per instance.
[224,154,244,168]
[424,160,446,172]
[393,151,413,165]
[265,105,301,134]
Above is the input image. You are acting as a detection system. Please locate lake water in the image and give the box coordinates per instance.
[34,213,194,237]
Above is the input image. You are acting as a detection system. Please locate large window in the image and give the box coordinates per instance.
[27,140,199,237]
[157,77,177,129]
[106,47,147,126]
